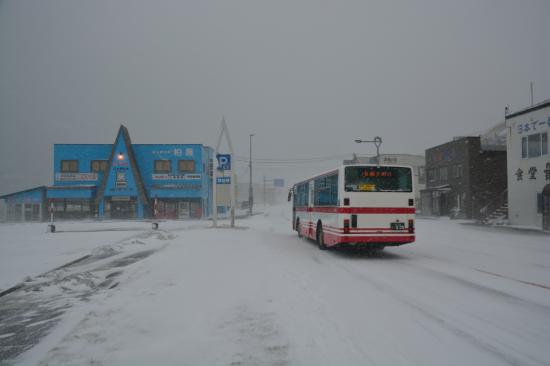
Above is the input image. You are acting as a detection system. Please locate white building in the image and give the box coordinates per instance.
[505,99,550,230]
[344,154,425,211]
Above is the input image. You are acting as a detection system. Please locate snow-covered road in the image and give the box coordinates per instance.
[3,205,550,365]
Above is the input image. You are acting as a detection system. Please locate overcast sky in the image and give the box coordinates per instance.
[1,0,549,194]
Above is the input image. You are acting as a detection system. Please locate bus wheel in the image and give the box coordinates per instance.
[296,220,302,238]
[317,224,327,250]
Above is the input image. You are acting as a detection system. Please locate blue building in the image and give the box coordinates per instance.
[1,126,214,220]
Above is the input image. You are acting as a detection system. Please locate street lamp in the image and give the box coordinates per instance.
[249,134,255,215]
[355,136,383,166]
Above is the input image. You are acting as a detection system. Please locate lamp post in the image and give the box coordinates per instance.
[249,134,255,216]
[354,136,383,166]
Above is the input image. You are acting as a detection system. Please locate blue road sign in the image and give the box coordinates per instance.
[217,154,231,170]
[273,178,285,187]
[216,176,231,184]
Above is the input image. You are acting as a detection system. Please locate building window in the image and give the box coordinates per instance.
[440,167,448,181]
[91,160,108,173]
[51,199,94,218]
[178,160,195,173]
[418,167,425,184]
[522,132,548,159]
[454,164,463,178]
[154,160,171,173]
[61,160,78,173]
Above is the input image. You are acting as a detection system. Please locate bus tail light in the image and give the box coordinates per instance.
[408,219,415,233]
[343,219,350,233]
[351,214,357,228]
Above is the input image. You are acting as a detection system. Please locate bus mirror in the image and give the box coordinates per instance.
[287,190,292,202]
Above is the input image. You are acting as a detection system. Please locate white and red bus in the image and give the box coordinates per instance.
[290,164,415,250]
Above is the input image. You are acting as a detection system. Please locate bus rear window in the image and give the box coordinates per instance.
[345,166,412,192]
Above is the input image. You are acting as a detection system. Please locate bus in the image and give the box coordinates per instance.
[290,164,415,250]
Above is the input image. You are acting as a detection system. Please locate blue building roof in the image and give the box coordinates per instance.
[0,186,46,200]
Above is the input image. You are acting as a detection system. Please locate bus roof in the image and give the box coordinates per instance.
[292,164,413,187]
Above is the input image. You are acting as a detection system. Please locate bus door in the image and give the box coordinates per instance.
[290,188,296,229]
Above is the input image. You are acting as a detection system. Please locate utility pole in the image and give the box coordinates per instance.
[263,175,266,211]
[249,134,254,216]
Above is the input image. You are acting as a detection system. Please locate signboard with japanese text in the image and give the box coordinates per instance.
[216,176,231,184]
[151,147,194,157]
[515,117,550,134]
[152,174,202,180]
[55,173,98,181]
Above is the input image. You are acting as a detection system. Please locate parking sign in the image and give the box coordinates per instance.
[217,154,231,170]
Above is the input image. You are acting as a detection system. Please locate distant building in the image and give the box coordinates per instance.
[344,154,425,211]
[505,99,550,230]
[421,136,507,220]
[236,181,287,211]
[1,126,214,221]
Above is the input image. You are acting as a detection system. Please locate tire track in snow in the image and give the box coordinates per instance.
[314,252,546,366]
[473,269,550,291]
[395,258,550,314]
[400,250,550,294]
[0,231,171,364]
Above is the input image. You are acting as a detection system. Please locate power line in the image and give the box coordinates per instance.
[233,153,351,165]
[235,153,350,161]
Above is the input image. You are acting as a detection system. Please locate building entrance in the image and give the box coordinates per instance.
[24,204,41,221]
[178,201,190,219]
[110,198,136,219]
[543,184,550,231]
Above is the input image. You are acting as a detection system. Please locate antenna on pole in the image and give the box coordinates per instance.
[355,136,383,166]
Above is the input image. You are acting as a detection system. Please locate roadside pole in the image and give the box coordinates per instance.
[48,201,55,232]
[214,117,236,228]
[213,147,218,228]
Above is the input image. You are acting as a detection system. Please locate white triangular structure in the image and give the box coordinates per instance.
[213,117,236,227]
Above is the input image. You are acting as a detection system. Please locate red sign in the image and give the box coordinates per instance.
[361,170,393,178]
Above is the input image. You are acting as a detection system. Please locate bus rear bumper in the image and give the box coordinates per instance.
[325,233,415,247]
